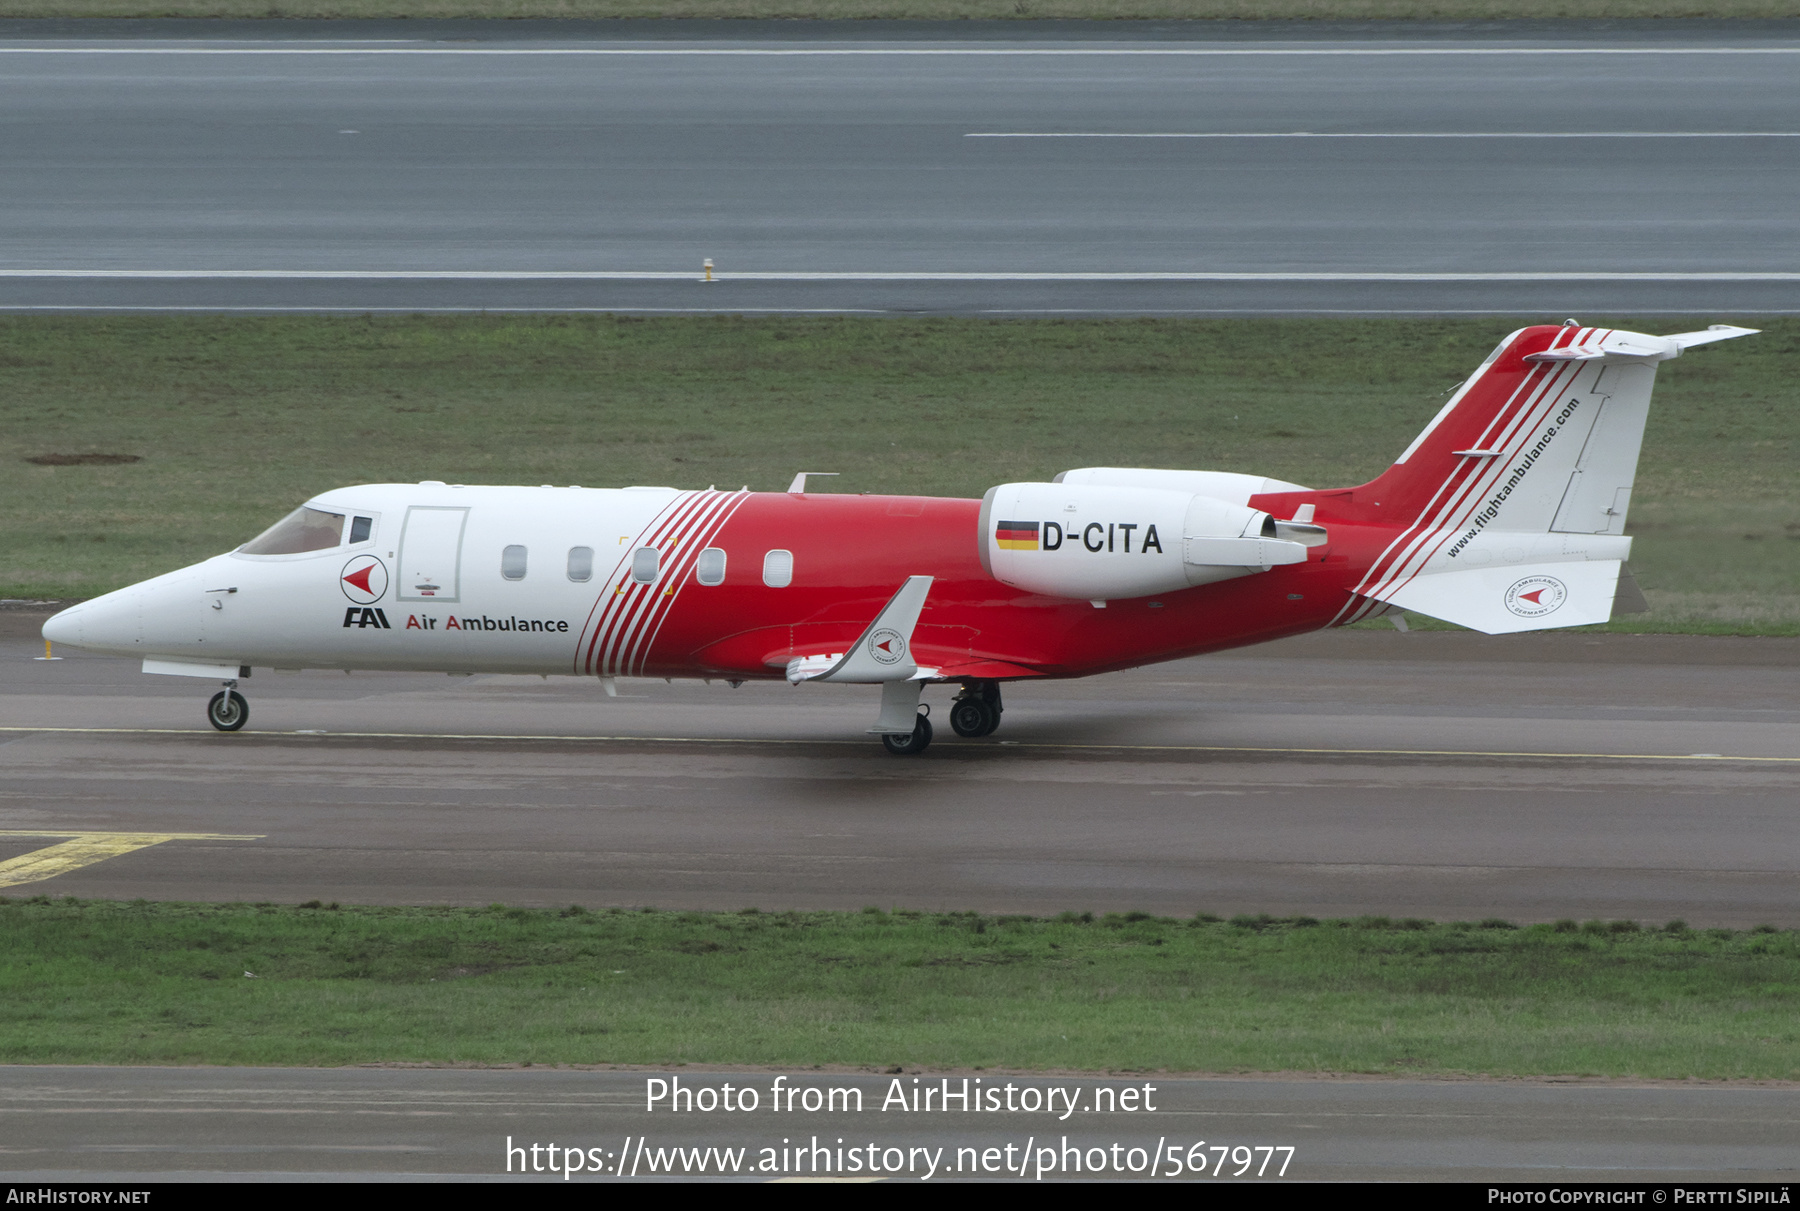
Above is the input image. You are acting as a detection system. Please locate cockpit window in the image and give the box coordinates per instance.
[349,515,373,544]
[238,506,346,555]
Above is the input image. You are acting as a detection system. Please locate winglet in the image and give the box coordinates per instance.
[790,576,934,684]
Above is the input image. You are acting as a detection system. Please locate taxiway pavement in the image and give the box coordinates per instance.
[2,1066,1796,1182]
[4,609,1797,926]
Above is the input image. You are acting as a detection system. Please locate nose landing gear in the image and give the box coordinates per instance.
[207,681,249,732]
[948,681,1003,739]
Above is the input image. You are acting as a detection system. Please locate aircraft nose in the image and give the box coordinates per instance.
[41,603,86,646]
[42,587,141,654]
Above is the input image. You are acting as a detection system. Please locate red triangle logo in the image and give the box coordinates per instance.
[343,565,375,594]
[876,639,893,653]
[1518,589,1545,605]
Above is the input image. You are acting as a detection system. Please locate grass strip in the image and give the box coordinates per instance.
[2,898,1797,1077]
[2,314,1795,631]
[5,3,1800,19]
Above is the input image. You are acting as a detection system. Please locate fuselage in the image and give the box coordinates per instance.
[45,322,1753,724]
[43,480,1392,684]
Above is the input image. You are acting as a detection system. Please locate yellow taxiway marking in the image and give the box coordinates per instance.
[0,726,1793,764]
[0,831,263,890]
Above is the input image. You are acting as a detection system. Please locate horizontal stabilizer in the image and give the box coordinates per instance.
[1368,560,1622,635]
[1667,324,1761,351]
[1523,325,1758,364]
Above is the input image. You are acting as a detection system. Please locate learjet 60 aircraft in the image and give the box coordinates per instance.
[42,322,1753,754]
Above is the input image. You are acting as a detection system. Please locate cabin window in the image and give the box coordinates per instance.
[567,546,594,582]
[762,549,793,588]
[631,547,660,584]
[696,547,727,586]
[501,545,528,580]
[349,516,374,544]
[238,506,345,555]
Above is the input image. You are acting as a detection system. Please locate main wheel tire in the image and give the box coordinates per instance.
[881,715,933,756]
[948,697,997,739]
[207,690,248,732]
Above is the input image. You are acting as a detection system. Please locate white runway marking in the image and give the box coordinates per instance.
[970,131,1800,139]
[0,726,1793,764]
[0,270,696,280]
[5,271,1800,282]
[5,307,1798,317]
[3,46,1800,57]
[0,305,899,314]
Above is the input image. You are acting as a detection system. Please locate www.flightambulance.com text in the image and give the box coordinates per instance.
[503,1075,1295,1180]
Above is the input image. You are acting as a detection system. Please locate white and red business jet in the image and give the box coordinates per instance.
[43,322,1752,754]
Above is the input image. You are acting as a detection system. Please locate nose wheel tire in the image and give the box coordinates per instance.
[948,697,1001,739]
[207,690,248,732]
[880,715,933,756]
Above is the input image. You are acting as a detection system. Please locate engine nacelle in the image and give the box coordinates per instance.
[1054,466,1311,505]
[978,482,1308,602]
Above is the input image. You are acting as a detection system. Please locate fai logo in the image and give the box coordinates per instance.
[1504,574,1568,618]
[868,627,906,665]
[340,555,389,605]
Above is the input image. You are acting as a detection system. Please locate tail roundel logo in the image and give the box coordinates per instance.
[868,627,906,665]
[340,555,389,605]
[1504,575,1567,618]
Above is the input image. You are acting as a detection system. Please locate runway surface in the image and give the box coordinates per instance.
[2,1066,1796,1182]
[5,607,1798,926]
[2,20,1799,314]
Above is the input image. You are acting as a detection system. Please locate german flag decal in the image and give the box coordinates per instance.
[996,520,1040,550]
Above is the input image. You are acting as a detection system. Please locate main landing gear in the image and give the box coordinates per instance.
[880,708,933,756]
[207,680,248,732]
[880,683,1003,755]
[948,681,1003,739]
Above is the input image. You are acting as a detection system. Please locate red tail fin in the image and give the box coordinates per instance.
[1295,321,1755,631]
[1357,324,1579,526]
